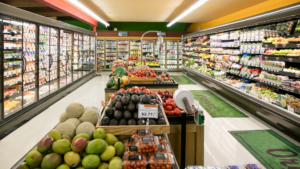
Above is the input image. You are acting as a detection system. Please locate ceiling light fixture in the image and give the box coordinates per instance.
[68,0,109,26]
[167,0,208,27]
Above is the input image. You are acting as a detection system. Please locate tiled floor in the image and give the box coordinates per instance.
[0,72,297,168]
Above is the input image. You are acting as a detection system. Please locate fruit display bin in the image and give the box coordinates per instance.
[127,81,179,93]
[128,77,158,84]
[96,101,170,135]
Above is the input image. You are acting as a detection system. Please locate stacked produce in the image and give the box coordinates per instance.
[102,87,167,126]
[157,90,183,116]
[18,103,125,169]
[128,68,157,78]
[155,74,175,84]
[123,131,174,169]
[106,75,128,89]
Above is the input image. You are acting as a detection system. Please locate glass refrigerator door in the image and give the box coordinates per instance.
[82,34,89,75]
[60,30,72,87]
[96,39,104,74]
[118,40,129,61]
[49,28,58,93]
[38,26,50,98]
[89,36,95,72]
[142,40,155,67]
[105,40,116,69]
[3,17,23,117]
[73,33,80,80]
[167,40,178,70]
[179,42,182,69]
[130,40,140,64]
[23,22,37,106]
[78,34,83,76]
[155,40,165,68]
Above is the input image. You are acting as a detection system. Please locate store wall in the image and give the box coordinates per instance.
[187,0,300,32]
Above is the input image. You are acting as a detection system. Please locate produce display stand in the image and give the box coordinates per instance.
[128,77,157,84]
[127,81,179,93]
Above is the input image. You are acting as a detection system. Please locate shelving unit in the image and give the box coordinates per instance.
[105,40,117,70]
[96,39,104,74]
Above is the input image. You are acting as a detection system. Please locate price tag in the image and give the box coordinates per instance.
[288,58,293,62]
[138,104,158,119]
[97,100,105,121]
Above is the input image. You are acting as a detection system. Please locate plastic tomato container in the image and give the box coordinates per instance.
[156,135,167,144]
[123,155,147,169]
[156,144,171,153]
[124,137,135,147]
[135,136,159,153]
[132,130,153,139]
[125,146,140,155]
[148,153,174,169]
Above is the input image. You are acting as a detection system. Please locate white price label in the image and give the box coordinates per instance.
[138,104,158,119]
[97,101,105,121]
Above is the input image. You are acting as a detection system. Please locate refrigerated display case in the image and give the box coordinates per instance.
[73,33,81,80]
[89,35,95,72]
[96,39,104,74]
[59,30,72,87]
[167,40,178,70]
[105,40,116,69]
[179,41,183,69]
[130,40,140,59]
[155,40,165,68]
[118,39,129,61]
[82,34,89,76]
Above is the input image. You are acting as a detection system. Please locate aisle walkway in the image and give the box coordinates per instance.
[0,72,298,168]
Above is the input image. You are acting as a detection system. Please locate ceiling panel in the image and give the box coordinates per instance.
[178,0,267,22]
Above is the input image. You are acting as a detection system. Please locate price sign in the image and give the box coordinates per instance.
[138,104,158,119]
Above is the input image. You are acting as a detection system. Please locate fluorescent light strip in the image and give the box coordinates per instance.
[68,0,109,26]
[167,0,208,27]
[196,4,300,33]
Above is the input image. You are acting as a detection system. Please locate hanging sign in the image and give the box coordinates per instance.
[157,32,166,37]
[118,31,128,36]
[138,104,158,118]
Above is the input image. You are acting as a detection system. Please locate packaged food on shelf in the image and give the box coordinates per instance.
[135,136,159,153]
[123,155,148,169]
[148,153,174,169]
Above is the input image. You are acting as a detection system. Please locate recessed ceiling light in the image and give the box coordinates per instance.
[167,0,208,27]
[68,0,109,26]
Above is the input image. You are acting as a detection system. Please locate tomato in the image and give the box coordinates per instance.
[161,74,166,78]
[111,96,114,100]
[158,90,162,94]
[165,106,172,111]
[127,88,131,91]
[165,100,172,106]
[171,102,177,109]
[162,102,166,107]
[174,109,181,115]
[168,110,174,116]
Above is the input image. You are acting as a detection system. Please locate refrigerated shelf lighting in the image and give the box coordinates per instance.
[167,0,208,27]
[68,0,109,26]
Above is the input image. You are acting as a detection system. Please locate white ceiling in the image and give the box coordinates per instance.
[69,0,267,23]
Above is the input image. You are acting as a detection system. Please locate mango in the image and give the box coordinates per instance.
[25,150,43,168]
[72,138,87,152]
[100,146,115,161]
[82,155,100,169]
[48,129,61,141]
[93,128,106,139]
[57,164,70,169]
[41,153,62,169]
[62,135,72,142]
[105,134,118,145]
[72,133,90,142]
[64,151,81,168]
[52,139,71,154]
[108,157,122,169]
[37,137,53,153]
[114,141,125,157]
[98,162,109,169]
[85,139,106,154]
[16,162,30,169]
[80,150,88,159]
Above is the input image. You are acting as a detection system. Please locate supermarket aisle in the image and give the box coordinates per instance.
[0,72,298,169]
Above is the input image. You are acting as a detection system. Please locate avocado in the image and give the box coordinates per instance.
[124,90,131,95]
[157,118,166,124]
[105,108,114,118]
[133,111,139,120]
[150,94,157,99]
[101,116,110,125]
[108,103,113,108]
[149,119,156,125]
[131,95,139,104]
[139,95,144,102]
[124,110,132,120]
[114,95,122,100]
[111,99,118,107]
[128,119,136,125]
[119,119,127,125]
[115,102,123,110]
[124,94,131,99]
[114,110,123,120]
[106,81,113,88]
[116,91,123,96]
[139,90,146,95]
[123,106,128,111]
[128,102,135,112]
[150,99,156,105]
[158,111,164,118]
[131,91,138,95]
[109,119,119,125]
[142,95,150,104]
[121,96,130,106]
[136,103,140,110]
[137,119,146,125]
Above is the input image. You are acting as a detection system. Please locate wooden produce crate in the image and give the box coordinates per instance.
[96,102,170,135]
[128,77,157,84]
